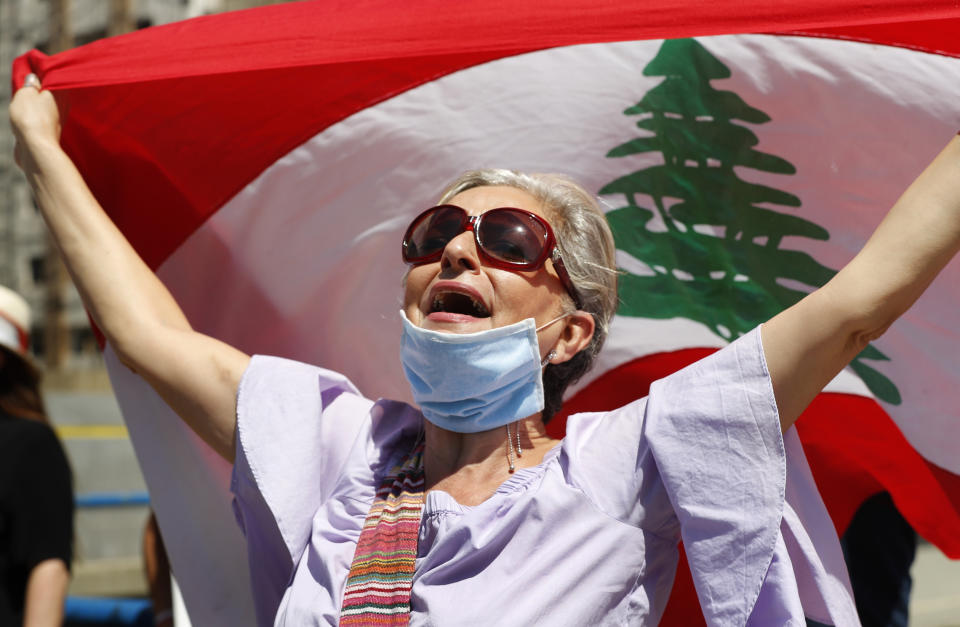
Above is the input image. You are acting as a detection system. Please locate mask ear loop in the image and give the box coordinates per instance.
[535,312,571,332]
[536,312,568,367]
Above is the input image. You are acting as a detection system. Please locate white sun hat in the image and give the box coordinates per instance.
[0,285,31,355]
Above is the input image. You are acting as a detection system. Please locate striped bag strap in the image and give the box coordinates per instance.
[339,442,426,625]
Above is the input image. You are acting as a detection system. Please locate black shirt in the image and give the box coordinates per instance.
[0,411,74,625]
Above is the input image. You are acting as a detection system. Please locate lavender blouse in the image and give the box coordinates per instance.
[230,328,860,626]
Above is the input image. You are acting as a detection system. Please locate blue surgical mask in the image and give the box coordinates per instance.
[399,310,567,433]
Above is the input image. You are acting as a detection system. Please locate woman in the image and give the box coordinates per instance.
[0,284,74,626]
[10,73,960,625]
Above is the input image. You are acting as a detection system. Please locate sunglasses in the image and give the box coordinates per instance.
[402,204,581,307]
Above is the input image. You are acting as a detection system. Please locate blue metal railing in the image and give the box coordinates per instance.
[67,491,154,625]
[65,597,154,627]
[75,491,151,508]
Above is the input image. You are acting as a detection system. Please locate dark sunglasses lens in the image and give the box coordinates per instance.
[477,210,548,266]
[405,206,464,261]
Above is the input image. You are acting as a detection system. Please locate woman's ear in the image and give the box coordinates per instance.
[550,311,595,364]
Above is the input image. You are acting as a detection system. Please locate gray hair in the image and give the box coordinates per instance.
[437,169,618,422]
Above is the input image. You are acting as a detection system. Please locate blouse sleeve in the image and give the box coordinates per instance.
[230,355,375,623]
[645,326,858,626]
[645,327,784,625]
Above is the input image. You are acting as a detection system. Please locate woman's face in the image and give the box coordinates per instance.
[403,185,571,336]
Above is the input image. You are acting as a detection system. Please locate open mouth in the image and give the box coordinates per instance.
[431,291,491,318]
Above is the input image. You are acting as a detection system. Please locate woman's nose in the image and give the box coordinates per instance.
[440,230,481,272]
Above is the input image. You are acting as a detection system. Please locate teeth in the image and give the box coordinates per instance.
[430,292,489,316]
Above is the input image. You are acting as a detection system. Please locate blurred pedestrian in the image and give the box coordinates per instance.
[143,512,172,627]
[0,284,74,626]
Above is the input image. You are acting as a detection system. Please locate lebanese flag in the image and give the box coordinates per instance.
[12,2,960,624]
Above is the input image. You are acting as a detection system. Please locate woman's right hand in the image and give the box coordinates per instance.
[9,75,62,172]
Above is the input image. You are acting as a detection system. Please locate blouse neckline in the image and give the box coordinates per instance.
[423,442,563,514]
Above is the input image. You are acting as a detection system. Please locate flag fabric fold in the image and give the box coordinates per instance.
[11,2,960,624]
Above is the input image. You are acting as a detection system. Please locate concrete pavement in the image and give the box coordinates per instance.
[911,541,960,627]
[46,391,150,597]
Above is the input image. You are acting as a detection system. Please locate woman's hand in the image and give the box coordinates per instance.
[10,74,61,172]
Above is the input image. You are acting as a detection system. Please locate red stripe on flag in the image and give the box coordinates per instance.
[660,544,706,627]
[12,1,960,91]
[797,393,960,558]
[788,18,960,57]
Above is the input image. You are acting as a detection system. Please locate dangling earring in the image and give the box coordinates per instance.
[541,350,557,367]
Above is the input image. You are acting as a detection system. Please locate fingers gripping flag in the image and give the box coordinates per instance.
[12,1,960,624]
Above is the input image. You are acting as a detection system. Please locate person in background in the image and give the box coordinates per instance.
[143,511,173,627]
[0,284,74,626]
[842,493,917,627]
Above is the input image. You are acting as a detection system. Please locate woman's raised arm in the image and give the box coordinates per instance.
[10,79,249,462]
[762,134,960,432]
